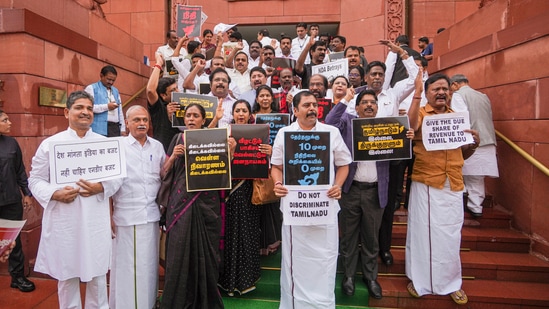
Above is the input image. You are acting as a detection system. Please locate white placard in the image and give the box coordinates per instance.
[49,138,127,185]
[281,186,337,226]
[311,58,348,83]
[421,111,474,151]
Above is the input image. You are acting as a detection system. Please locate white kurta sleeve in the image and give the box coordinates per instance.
[28,142,59,209]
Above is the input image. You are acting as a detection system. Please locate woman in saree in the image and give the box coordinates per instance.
[218,99,271,296]
[252,85,282,255]
[161,103,231,309]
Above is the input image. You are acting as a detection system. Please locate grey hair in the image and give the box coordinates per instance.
[125,105,148,119]
[450,74,469,84]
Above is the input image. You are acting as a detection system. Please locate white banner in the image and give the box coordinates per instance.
[421,111,474,151]
[281,186,337,226]
[311,58,348,84]
[49,138,127,185]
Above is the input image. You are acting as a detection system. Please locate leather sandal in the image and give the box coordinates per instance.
[450,289,468,305]
[407,282,420,298]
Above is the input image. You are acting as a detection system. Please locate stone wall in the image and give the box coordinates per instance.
[0,1,150,275]
[432,0,549,258]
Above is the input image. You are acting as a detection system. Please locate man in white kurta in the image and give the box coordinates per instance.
[28,91,118,309]
[109,106,166,308]
[271,91,352,309]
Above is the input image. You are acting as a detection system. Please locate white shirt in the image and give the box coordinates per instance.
[248,56,261,70]
[227,68,251,95]
[450,92,468,113]
[156,44,187,78]
[271,121,353,190]
[29,128,118,281]
[111,135,166,226]
[292,35,311,64]
[346,56,419,117]
[207,92,236,128]
[171,56,192,91]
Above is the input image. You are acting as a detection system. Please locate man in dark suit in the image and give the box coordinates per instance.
[325,89,391,299]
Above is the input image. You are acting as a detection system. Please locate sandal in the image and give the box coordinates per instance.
[450,289,468,305]
[407,282,420,298]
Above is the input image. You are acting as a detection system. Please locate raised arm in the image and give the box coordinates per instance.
[295,34,315,75]
[225,42,244,69]
[408,67,423,132]
[146,53,163,105]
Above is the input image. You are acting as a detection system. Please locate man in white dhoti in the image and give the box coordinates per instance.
[28,91,119,309]
[450,74,499,217]
[109,105,166,308]
[271,91,352,309]
[405,74,479,305]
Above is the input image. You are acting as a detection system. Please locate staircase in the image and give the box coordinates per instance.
[370,200,549,309]
[224,198,549,308]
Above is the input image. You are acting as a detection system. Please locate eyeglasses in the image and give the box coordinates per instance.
[348,73,360,78]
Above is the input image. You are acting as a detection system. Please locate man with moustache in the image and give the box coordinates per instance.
[344,41,418,267]
[239,67,268,109]
[285,74,328,121]
[29,91,119,308]
[225,47,252,96]
[405,73,479,305]
[271,91,352,308]
[247,40,263,69]
[208,68,236,127]
[261,45,276,69]
[308,74,329,99]
[278,68,297,114]
[345,46,364,68]
[278,36,295,59]
[330,35,346,53]
[326,85,418,299]
[109,105,165,309]
[147,53,180,152]
[295,36,327,89]
[155,30,181,77]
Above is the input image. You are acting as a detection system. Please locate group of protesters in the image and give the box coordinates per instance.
[1,21,499,309]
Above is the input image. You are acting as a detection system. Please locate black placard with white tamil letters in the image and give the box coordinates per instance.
[171,92,217,127]
[254,113,290,146]
[352,116,412,161]
[184,128,231,192]
[230,124,270,179]
[283,131,330,186]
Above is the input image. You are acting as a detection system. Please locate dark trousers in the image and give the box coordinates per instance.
[107,122,121,137]
[0,202,25,278]
[339,181,384,280]
[379,158,414,253]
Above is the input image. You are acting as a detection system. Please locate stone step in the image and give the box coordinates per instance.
[369,277,549,309]
[393,204,513,229]
[391,225,531,253]
[378,248,549,284]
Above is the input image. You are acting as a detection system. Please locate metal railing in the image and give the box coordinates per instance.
[122,85,147,108]
[496,130,549,177]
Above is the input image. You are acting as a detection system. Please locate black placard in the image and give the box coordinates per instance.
[283,131,330,186]
[352,116,412,161]
[230,124,270,179]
